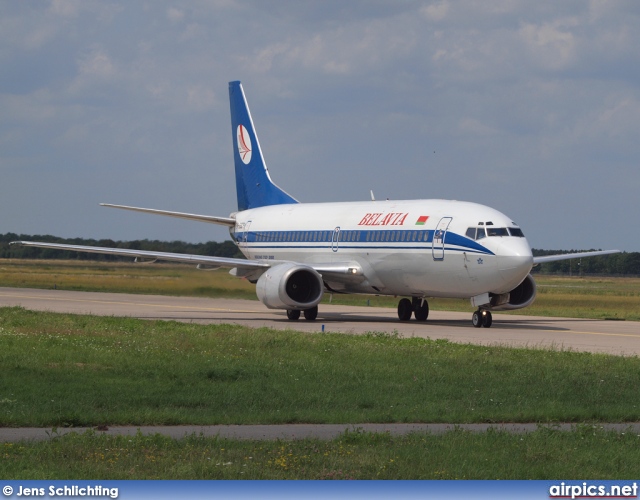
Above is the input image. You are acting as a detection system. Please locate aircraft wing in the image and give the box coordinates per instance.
[11,240,366,284]
[100,204,236,227]
[533,249,621,265]
[10,241,267,271]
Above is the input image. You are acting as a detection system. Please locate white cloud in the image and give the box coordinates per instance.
[186,84,217,110]
[421,1,449,22]
[77,48,117,79]
[50,0,83,18]
[520,19,578,71]
[167,7,184,22]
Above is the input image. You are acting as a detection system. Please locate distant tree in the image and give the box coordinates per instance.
[0,233,244,262]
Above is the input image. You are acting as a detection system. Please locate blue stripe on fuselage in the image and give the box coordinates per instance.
[232,229,495,255]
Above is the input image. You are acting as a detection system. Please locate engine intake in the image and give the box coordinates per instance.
[490,273,537,311]
[256,262,324,310]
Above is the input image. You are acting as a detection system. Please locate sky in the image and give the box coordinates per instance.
[1,1,639,251]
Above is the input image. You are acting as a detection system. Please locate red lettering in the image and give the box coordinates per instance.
[389,212,407,225]
[358,213,373,225]
[379,213,393,226]
[369,213,382,225]
[394,213,408,226]
[360,212,410,226]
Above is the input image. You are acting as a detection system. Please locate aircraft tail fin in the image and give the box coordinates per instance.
[229,81,298,211]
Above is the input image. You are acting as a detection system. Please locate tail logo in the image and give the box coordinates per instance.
[236,124,252,165]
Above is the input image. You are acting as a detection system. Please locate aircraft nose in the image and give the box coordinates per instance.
[497,239,534,285]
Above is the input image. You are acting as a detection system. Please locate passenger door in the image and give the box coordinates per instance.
[432,217,452,261]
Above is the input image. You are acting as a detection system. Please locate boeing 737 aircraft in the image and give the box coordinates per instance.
[13,81,620,327]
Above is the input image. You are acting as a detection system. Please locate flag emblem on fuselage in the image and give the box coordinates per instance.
[415,216,429,225]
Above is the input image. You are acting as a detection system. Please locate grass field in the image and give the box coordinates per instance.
[1,259,639,320]
[2,307,640,478]
[1,259,639,479]
[4,427,640,479]
[3,307,640,428]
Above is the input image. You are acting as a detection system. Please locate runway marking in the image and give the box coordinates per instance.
[538,328,640,340]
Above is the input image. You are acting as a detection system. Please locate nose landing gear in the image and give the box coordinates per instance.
[472,309,492,328]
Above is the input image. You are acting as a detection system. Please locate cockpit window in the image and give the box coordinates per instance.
[487,227,509,237]
[466,227,486,240]
[468,226,523,239]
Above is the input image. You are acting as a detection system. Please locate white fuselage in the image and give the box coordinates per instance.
[231,199,534,299]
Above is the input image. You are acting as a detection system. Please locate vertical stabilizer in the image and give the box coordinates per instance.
[229,81,298,211]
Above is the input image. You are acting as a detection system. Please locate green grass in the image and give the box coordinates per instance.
[1,259,639,320]
[3,305,640,479]
[2,307,640,428]
[3,426,640,479]
[0,259,256,299]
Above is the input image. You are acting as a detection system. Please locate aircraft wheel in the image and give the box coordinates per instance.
[398,298,412,321]
[472,310,483,328]
[303,306,318,321]
[414,299,429,321]
[287,309,301,320]
[482,311,493,328]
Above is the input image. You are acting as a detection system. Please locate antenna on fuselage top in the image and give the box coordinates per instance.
[370,190,376,201]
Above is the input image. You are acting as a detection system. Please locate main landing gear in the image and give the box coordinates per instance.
[286,305,318,321]
[397,297,430,321]
[472,309,492,328]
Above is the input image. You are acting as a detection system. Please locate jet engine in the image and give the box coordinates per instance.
[490,273,537,311]
[256,262,324,310]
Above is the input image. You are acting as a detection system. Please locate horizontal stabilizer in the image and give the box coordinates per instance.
[533,249,621,265]
[100,204,236,227]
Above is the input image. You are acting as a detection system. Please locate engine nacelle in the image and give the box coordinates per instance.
[256,262,324,310]
[490,273,537,311]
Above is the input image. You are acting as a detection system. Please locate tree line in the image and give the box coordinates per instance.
[0,233,243,261]
[1,233,639,275]
[530,248,640,276]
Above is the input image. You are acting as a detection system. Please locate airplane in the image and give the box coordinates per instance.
[12,81,620,328]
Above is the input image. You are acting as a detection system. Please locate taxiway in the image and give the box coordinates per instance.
[0,287,638,356]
